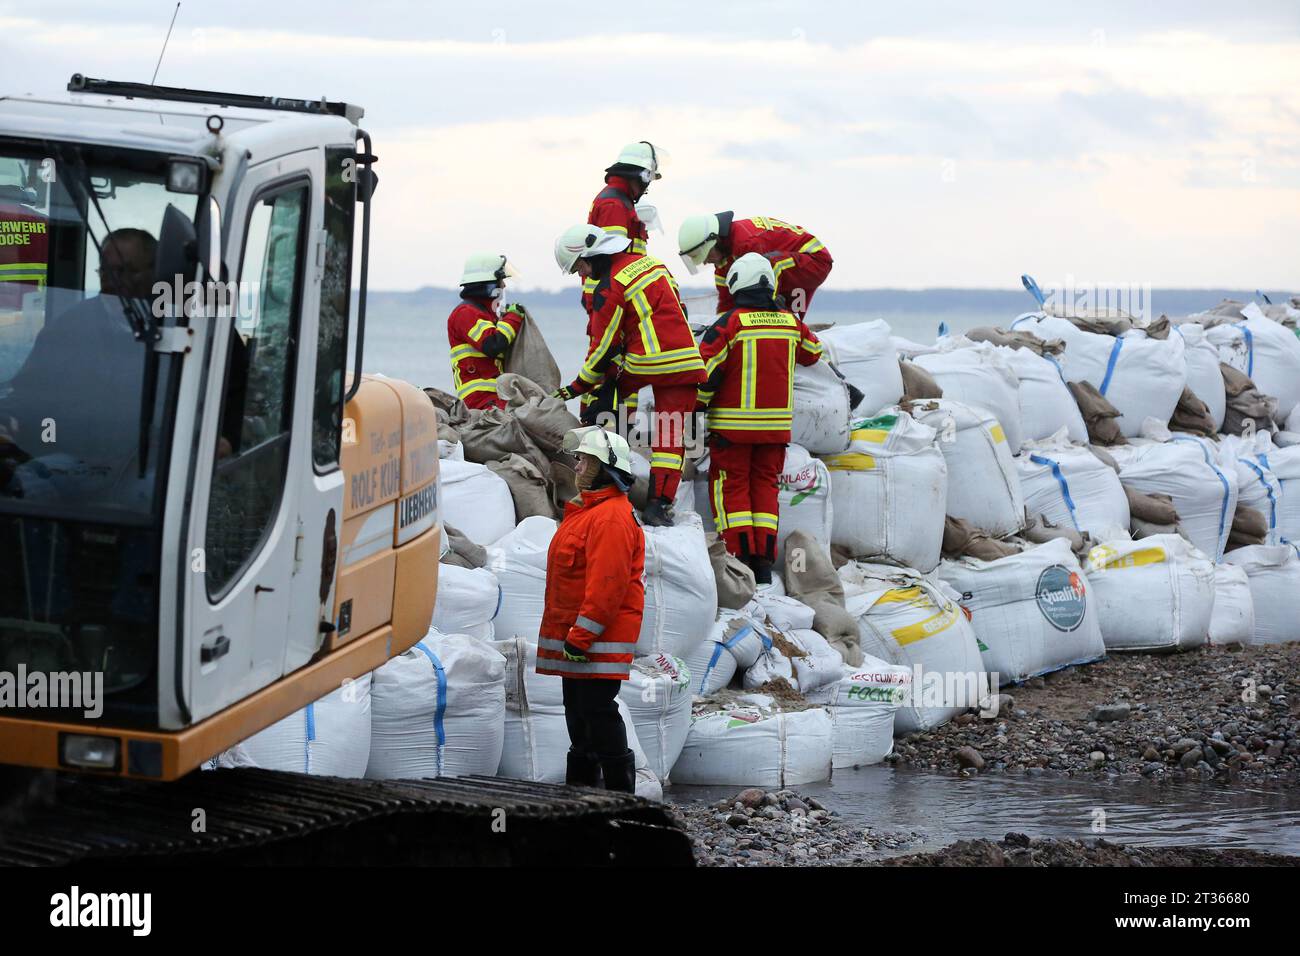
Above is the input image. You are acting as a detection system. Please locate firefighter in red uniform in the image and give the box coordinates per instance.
[552,224,705,527]
[678,212,832,319]
[581,141,667,311]
[0,180,50,312]
[536,425,644,792]
[445,253,527,410]
[697,253,824,584]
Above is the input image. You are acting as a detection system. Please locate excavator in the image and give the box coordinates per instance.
[0,76,690,865]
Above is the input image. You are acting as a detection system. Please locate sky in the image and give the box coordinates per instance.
[2,0,1298,293]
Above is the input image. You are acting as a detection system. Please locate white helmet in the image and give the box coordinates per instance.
[563,424,633,474]
[554,224,631,274]
[726,252,775,297]
[607,140,669,184]
[677,213,722,275]
[460,253,516,286]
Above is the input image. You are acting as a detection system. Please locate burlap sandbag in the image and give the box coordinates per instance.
[1143,315,1171,340]
[1067,380,1127,445]
[1229,504,1268,548]
[706,533,757,610]
[457,406,551,475]
[486,454,554,523]
[495,372,581,455]
[500,304,561,393]
[1124,486,1179,526]
[1021,512,1089,556]
[899,359,943,401]
[1221,363,1281,435]
[424,386,475,430]
[941,516,1022,560]
[1048,309,1133,336]
[965,326,1064,357]
[1131,518,1191,543]
[441,523,488,569]
[782,529,862,665]
[1168,386,1217,437]
[1089,444,1121,474]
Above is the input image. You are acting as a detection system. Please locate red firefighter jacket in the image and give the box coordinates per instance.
[536,485,646,680]
[713,216,829,314]
[581,175,649,309]
[446,298,523,403]
[697,304,823,442]
[0,202,49,311]
[567,252,705,395]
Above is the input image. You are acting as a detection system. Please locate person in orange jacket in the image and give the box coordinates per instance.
[581,141,667,311]
[697,253,824,584]
[678,212,832,319]
[537,425,645,791]
[552,224,705,527]
[445,253,528,410]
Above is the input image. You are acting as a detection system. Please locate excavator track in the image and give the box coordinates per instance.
[0,769,695,866]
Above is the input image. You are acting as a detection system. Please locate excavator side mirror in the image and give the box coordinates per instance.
[155,203,199,289]
[358,167,378,202]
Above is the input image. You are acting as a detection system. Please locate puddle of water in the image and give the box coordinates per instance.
[669,766,1300,855]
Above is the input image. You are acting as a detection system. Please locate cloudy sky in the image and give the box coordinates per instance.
[3,1,1298,292]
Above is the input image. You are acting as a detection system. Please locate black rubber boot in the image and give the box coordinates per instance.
[750,557,774,585]
[599,749,637,794]
[565,749,602,787]
[641,496,674,527]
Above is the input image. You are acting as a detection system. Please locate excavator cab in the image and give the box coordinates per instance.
[0,76,441,780]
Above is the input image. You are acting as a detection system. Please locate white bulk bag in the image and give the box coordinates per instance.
[1175,323,1227,429]
[1002,346,1088,444]
[791,359,852,454]
[1223,545,1300,644]
[683,624,741,696]
[1083,536,1214,651]
[805,654,910,769]
[1206,304,1300,420]
[753,591,817,633]
[818,319,904,415]
[617,698,663,801]
[485,515,555,641]
[787,628,848,695]
[236,674,372,777]
[913,399,1025,535]
[1229,451,1283,545]
[1108,438,1237,561]
[839,563,987,734]
[493,638,568,782]
[438,459,517,546]
[775,443,834,563]
[822,409,947,572]
[1010,314,1186,437]
[937,538,1105,685]
[366,629,506,779]
[1259,442,1300,544]
[637,512,717,658]
[1015,440,1130,539]
[1208,563,1254,646]
[430,564,501,637]
[671,704,834,787]
[913,343,1024,454]
[619,653,694,780]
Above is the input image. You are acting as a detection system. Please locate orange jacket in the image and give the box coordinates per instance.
[567,251,705,395]
[536,486,645,680]
[713,216,830,315]
[697,304,823,442]
[446,298,523,403]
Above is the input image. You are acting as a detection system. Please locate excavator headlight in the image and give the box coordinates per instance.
[60,733,121,771]
[166,157,206,194]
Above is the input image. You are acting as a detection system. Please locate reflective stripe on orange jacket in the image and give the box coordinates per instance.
[536,485,645,680]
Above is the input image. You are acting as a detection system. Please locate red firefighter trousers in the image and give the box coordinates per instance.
[708,438,786,561]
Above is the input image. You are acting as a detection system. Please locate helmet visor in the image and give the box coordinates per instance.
[679,253,701,276]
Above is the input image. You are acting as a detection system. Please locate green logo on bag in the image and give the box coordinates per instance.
[1035,564,1087,632]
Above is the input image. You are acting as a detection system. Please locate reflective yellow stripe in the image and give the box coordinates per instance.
[456,379,499,399]
[451,344,488,361]
[712,470,728,531]
[603,224,629,236]
[468,318,496,340]
[725,511,754,527]
[798,237,825,254]
[801,338,823,357]
[741,338,757,407]
[770,257,796,279]
[0,272,45,283]
[631,238,647,254]
[708,418,794,431]
[823,452,876,470]
[650,452,684,469]
[582,276,599,293]
[613,255,664,286]
[714,273,728,288]
[736,311,796,328]
[498,320,518,343]
[581,304,624,381]
[752,512,779,531]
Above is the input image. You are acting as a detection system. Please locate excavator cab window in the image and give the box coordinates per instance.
[313,146,355,471]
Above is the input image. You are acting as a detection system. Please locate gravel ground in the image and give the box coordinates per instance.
[673,788,1300,867]
[890,644,1299,784]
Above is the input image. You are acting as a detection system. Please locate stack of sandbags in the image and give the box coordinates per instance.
[912,340,1024,454]
[1206,302,1300,423]
[1001,346,1089,444]
[781,529,863,665]
[937,537,1105,685]
[838,562,987,733]
[818,319,904,415]
[366,629,506,779]
[1221,438,1283,545]
[1208,564,1255,646]
[485,515,555,641]
[1011,313,1187,437]
[1174,324,1227,429]
[911,398,1025,536]
[430,563,500,640]
[671,696,834,787]
[1257,440,1300,543]
[225,675,372,777]
[1083,536,1214,651]
[1015,437,1130,539]
[486,454,554,522]
[743,627,846,698]
[683,606,772,695]
[822,409,948,572]
[637,512,717,658]
[438,459,517,546]
[494,372,580,455]
[1222,545,1300,644]
[791,358,852,454]
[805,655,912,769]
[619,653,694,782]
[774,443,834,563]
